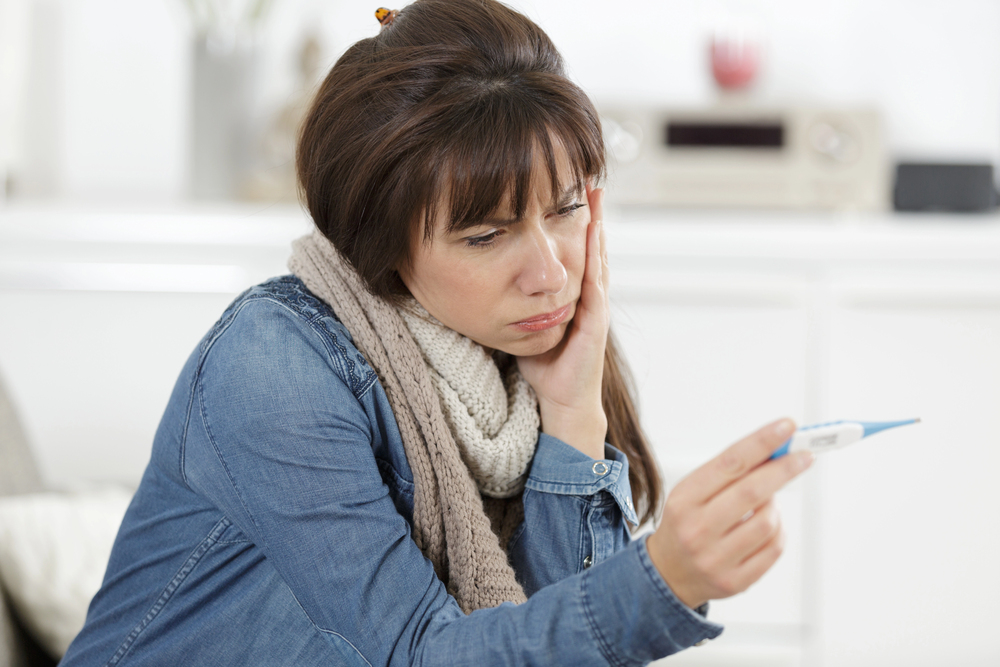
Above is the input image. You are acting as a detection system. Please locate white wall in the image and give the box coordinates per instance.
[6,0,1000,201]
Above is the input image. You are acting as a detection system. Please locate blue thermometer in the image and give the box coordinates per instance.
[770,419,920,459]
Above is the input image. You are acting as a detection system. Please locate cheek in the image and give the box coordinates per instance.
[423,259,503,321]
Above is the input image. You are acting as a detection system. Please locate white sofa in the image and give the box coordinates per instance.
[0,371,56,667]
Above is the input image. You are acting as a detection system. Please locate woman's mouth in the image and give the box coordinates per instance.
[512,304,572,332]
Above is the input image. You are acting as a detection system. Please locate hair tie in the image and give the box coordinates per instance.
[375,7,399,29]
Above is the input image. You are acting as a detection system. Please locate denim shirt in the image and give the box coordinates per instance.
[61,276,722,667]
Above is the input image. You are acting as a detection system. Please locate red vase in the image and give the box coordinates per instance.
[710,37,760,90]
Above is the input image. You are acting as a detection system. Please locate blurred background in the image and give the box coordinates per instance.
[1,0,999,665]
[2,0,999,201]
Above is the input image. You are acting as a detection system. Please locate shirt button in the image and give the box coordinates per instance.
[583,555,593,569]
[694,639,710,647]
[592,461,609,476]
[626,497,633,509]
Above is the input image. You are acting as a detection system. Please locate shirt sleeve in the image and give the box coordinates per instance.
[185,298,723,667]
[508,432,638,594]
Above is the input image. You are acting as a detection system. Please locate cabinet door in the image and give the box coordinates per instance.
[612,268,811,666]
[818,272,1000,667]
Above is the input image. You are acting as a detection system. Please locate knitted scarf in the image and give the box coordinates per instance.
[396,300,539,499]
[288,229,529,612]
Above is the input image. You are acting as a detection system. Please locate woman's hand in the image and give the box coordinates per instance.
[646,418,814,609]
[516,184,609,459]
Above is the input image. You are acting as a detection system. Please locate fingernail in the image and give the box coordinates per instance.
[774,419,795,439]
[798,451,815,470]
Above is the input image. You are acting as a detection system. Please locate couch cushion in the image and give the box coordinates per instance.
[0,370,42,497]
[0,368,45,667]
[0,487,133,659]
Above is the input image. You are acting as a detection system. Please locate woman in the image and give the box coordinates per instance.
[61,1,813,665]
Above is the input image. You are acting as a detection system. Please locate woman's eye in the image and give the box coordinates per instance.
[464,229,504,248]
[557,202,585,217]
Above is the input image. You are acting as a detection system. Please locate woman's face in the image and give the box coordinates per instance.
[398,145,591,357]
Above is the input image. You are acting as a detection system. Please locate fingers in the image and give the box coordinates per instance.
[582,210,603,296]
[648,419,808,608]
[650,493,788,605]
[708,449,812,529]
[675,418,798,506]
[596,191,609,294]
[731,523,786,594]
[700,501,785,599]
[585,184,609,307]
[578,189,608,332]
[586,180,604,223]
[718,498,781,560]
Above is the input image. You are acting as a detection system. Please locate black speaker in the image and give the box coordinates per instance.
[893,163,998,212]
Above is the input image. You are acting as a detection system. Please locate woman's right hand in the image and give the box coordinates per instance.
[645,418,814,609]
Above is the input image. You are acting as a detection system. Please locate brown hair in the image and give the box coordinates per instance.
[296,0,661,526]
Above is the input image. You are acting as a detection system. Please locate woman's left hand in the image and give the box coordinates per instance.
[516,183,609,459]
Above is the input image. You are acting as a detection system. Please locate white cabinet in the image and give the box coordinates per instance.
[2,205,999,665]
[606,214,1000,666]
[611,260,814,666]
[612,272,810,648]
[819,274,1000,667]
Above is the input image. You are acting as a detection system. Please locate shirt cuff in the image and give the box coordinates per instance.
[580,536,725,665]
[526,432,639,524]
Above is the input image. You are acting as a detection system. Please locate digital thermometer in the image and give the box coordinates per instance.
[769,419,920,459]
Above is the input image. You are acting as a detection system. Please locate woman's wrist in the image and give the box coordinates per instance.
[538,398,607,459]
[644,533,707,610]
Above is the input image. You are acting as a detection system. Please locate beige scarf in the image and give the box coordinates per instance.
[396,300,539,499]
[288,230,529,612]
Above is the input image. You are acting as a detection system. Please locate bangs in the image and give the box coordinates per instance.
[416,79,606,240]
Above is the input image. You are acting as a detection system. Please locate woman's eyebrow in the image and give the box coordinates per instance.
[457,184,584,230]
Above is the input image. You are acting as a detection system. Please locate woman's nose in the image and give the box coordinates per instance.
[515,227,568,296]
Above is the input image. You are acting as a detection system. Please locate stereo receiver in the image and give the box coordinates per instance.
[600,106,888,211]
